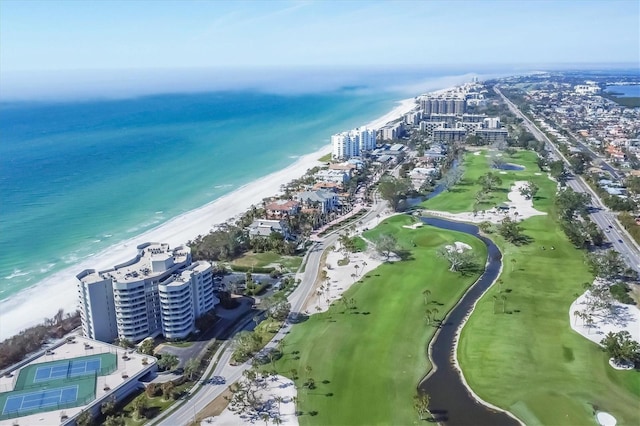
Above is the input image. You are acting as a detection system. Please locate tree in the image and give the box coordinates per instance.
[587,250,627,280]
[101,395,117,416]
[161,381,176,400]
[422,289,431,305]
[441,165,465,192]
[498,217,525,244]
[601,331,640,365]
[477,172,502,192]
[157,354,179,371]
[104,416,125,426]
[437,244,479,273]
[138,338,155,355]
[132,394,147,419]
[378,175,411,211]
[555,188,590,220]
[76,410,93,426]
[373,234,399,260]
[184,358,199,380]
[413,392,431,420]
[519,181,539,200]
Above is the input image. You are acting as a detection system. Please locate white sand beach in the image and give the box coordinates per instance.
[203,375,298,426]
[422,181,547,224]
[0,97,418,340]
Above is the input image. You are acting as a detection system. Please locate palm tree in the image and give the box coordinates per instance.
[501,295,507,313]
[424,309,432,325]
[422,289,431,305]
[132,394,147,420]
[351,273,357,283]
[354,264,360,277]
[274,395,284,413]
[431,308,439,323]
[290,368,298,380]
[184,358,199,381]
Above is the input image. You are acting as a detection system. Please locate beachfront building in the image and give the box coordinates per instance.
[379,122,404,141]
[77,243,218,343]
[264,199,301,220]
[296,189,339,213]
[315,169,350,184]
[331,127,377,160]
[248,219,292,239]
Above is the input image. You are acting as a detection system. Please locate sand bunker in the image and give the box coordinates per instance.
[422,181,547,225]
[445,241,472,253]
[596,411,616,426]
[402,222,423,229]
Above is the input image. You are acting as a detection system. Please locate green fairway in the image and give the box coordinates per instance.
[422,150,534,213]
[424,149,640,425]
[272,215,487,425]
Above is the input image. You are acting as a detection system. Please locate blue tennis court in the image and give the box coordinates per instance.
[2,385,78,415]
[33,358,102,383]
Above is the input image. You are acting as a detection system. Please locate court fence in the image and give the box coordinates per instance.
[0,391,96,421]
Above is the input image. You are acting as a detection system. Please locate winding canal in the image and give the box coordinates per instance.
[417,217,519,426]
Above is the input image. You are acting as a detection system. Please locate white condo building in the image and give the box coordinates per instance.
[331,127,377,160]
[77,242,218,343]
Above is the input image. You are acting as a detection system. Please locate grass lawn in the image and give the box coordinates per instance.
[422,150,536,213]
[318,153,332,162]
[270,214,487,425]
[350,236,367,252]
[424,149,640,425]
[230,251,303,271]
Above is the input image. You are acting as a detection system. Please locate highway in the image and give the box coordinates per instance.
[495,86,640,272]
[155,190,389,425]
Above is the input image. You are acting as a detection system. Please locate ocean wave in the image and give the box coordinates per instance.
[4,269,30,280]
[288,155,300,159]
[39,263,56,273]
[103,234,113,238]
[214,184,234,189]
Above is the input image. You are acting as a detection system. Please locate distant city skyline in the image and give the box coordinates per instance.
[1,0,639,73]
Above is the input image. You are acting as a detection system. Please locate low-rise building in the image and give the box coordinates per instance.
[296,190,340,213]
[248,219,292,240]
[264,199,300,220]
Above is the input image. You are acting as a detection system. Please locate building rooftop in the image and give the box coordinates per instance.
[79,243,190,285]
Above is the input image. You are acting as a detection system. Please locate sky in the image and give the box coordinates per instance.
[0,0,638,99]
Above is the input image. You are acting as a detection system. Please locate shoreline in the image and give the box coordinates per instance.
[0,95,420,340]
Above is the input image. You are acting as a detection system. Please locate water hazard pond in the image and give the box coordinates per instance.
[417,217,519,426]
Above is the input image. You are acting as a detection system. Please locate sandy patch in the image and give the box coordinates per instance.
[203,375,297,426]
[534,172,542,175]
[596,411,617,426]
[402,222,423,229]
[304,246,383,315]
[422,181,547,224]
[499,171,507,174]
[473,151,481,156]
[569,279,640,346]
[446,241,472,253]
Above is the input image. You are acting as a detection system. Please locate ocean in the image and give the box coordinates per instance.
[0,89,399,304]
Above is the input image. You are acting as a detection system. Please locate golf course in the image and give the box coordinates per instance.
[435,150,640,425]
[271,214,487,425]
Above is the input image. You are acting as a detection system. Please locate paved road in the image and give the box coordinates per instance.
[155,192,389,426]
[496,87,640,272]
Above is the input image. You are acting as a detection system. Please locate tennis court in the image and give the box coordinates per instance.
[33,358,102,382]
[2,385,78,416]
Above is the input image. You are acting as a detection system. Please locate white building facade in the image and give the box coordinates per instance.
[77,243,218,343]
[331,127,377,160]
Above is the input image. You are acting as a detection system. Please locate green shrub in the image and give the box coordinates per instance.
[610,282,635,305]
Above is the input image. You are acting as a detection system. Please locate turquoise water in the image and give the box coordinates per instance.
[605,84,640,97]
[0,90,399,300]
